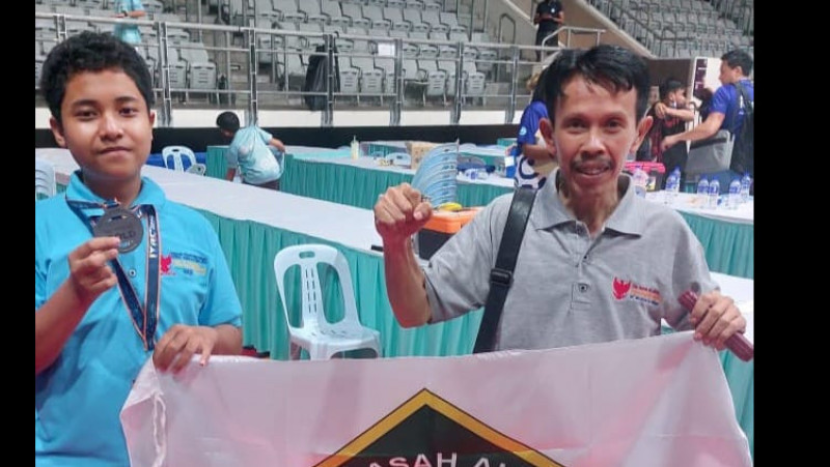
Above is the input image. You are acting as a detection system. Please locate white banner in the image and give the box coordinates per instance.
[121,332,751,466]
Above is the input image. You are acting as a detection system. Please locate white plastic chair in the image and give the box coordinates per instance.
[274,244,382,360]
[162,145,197,172]
[35,159,56,200]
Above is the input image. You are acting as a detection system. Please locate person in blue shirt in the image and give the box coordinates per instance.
[35,31,243,466]
[661,50,754,188]
[510,70,558,189]
[113,0,146,45]
[216,111,287,190]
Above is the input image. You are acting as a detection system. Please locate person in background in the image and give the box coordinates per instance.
[216,111,286,190]
[113,0,146,46]
[643,78,695,188]
[533,0,565,61]
[661,50,754,188]
[510,70,558,190]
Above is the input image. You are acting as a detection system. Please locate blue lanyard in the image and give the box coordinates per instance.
[66,198,162,351]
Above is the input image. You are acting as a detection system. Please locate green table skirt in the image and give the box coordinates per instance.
[281,155,513,209]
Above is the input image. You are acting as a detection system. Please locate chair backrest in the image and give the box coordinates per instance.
[35,159,57,200]
[162,145,197,172]
[273,244,361,335]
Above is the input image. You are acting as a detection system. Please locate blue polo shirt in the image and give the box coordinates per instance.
[710,79,754,137]
[226,125,282,185]
[35,172,243,466]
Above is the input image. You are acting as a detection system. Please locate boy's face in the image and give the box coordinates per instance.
[540,75,652,200]
[50,69,154,184]
[667,88,686,107]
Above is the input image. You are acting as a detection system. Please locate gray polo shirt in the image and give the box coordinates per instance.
[423,171,718,351]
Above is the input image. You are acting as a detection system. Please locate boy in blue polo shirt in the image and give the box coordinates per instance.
[35,32,243,466]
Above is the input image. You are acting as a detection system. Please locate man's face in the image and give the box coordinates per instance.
[540,76,652,200]
[50,68,154,184]
[718,60,741,85]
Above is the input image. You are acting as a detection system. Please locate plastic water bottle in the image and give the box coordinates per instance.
[727,177,741,209]
[350,136,359,160]
[633,165,648,198]
[664,168,680,204]
[707,178,720,209]
[696,176,709,199]
[740,172,751,203]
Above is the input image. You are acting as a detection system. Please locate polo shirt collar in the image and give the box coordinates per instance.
[531,169,645,236]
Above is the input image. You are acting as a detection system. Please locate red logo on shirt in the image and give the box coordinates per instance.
[612,278,632,300]
[161,254,174,276]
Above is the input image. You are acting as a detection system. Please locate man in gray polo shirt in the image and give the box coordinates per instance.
[374,45,747,353]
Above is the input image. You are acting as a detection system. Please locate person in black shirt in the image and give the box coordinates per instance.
[644,78,695,188]
[534,0,564,61]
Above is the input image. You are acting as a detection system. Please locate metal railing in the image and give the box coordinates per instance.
[542,25,606,49]
[35,10,576,127]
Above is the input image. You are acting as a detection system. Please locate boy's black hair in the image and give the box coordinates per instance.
[216,111,241,133]
[40,31,155,124]
[659,78,685,101]
[542,45,650,122]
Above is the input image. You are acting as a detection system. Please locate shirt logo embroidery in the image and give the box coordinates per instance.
[169,252,208,277]
[612,278,632,300]
[612,277,662,306]
[161,254,174,276]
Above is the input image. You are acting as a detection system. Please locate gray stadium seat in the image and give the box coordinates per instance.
[407,31,434,59]
[421,9,448,34]
[299,1,328,25]
[363,5,391,31]
[384,7,410,32]
[420,60,447,102]
[277,22,303,50]
[342,4,372,29]
[322,1,352,28]
[405,0,425,10]
[440,12,466,34]
[338,57,360,96]
[440,60,459,97]
[374,56,396,95]
[464,60,485,97]
[274,0,306,23]
[143,0,164,15]
[346,27,372,53]
[283,52,306,88]
[54,6,85,16]
[298,23,325,49]
[423,1,443,12]
[404,9,430,33]
[36,56,45,88]
[352,57,384,97]
[254,0,280,22]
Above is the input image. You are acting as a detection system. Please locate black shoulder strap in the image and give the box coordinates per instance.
[730,81,753,135]
[473,188,537,353]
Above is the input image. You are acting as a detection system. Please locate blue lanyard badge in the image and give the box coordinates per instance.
[66,198,162,351]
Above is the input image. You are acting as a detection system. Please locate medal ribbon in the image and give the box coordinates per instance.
[66,198,162,350]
